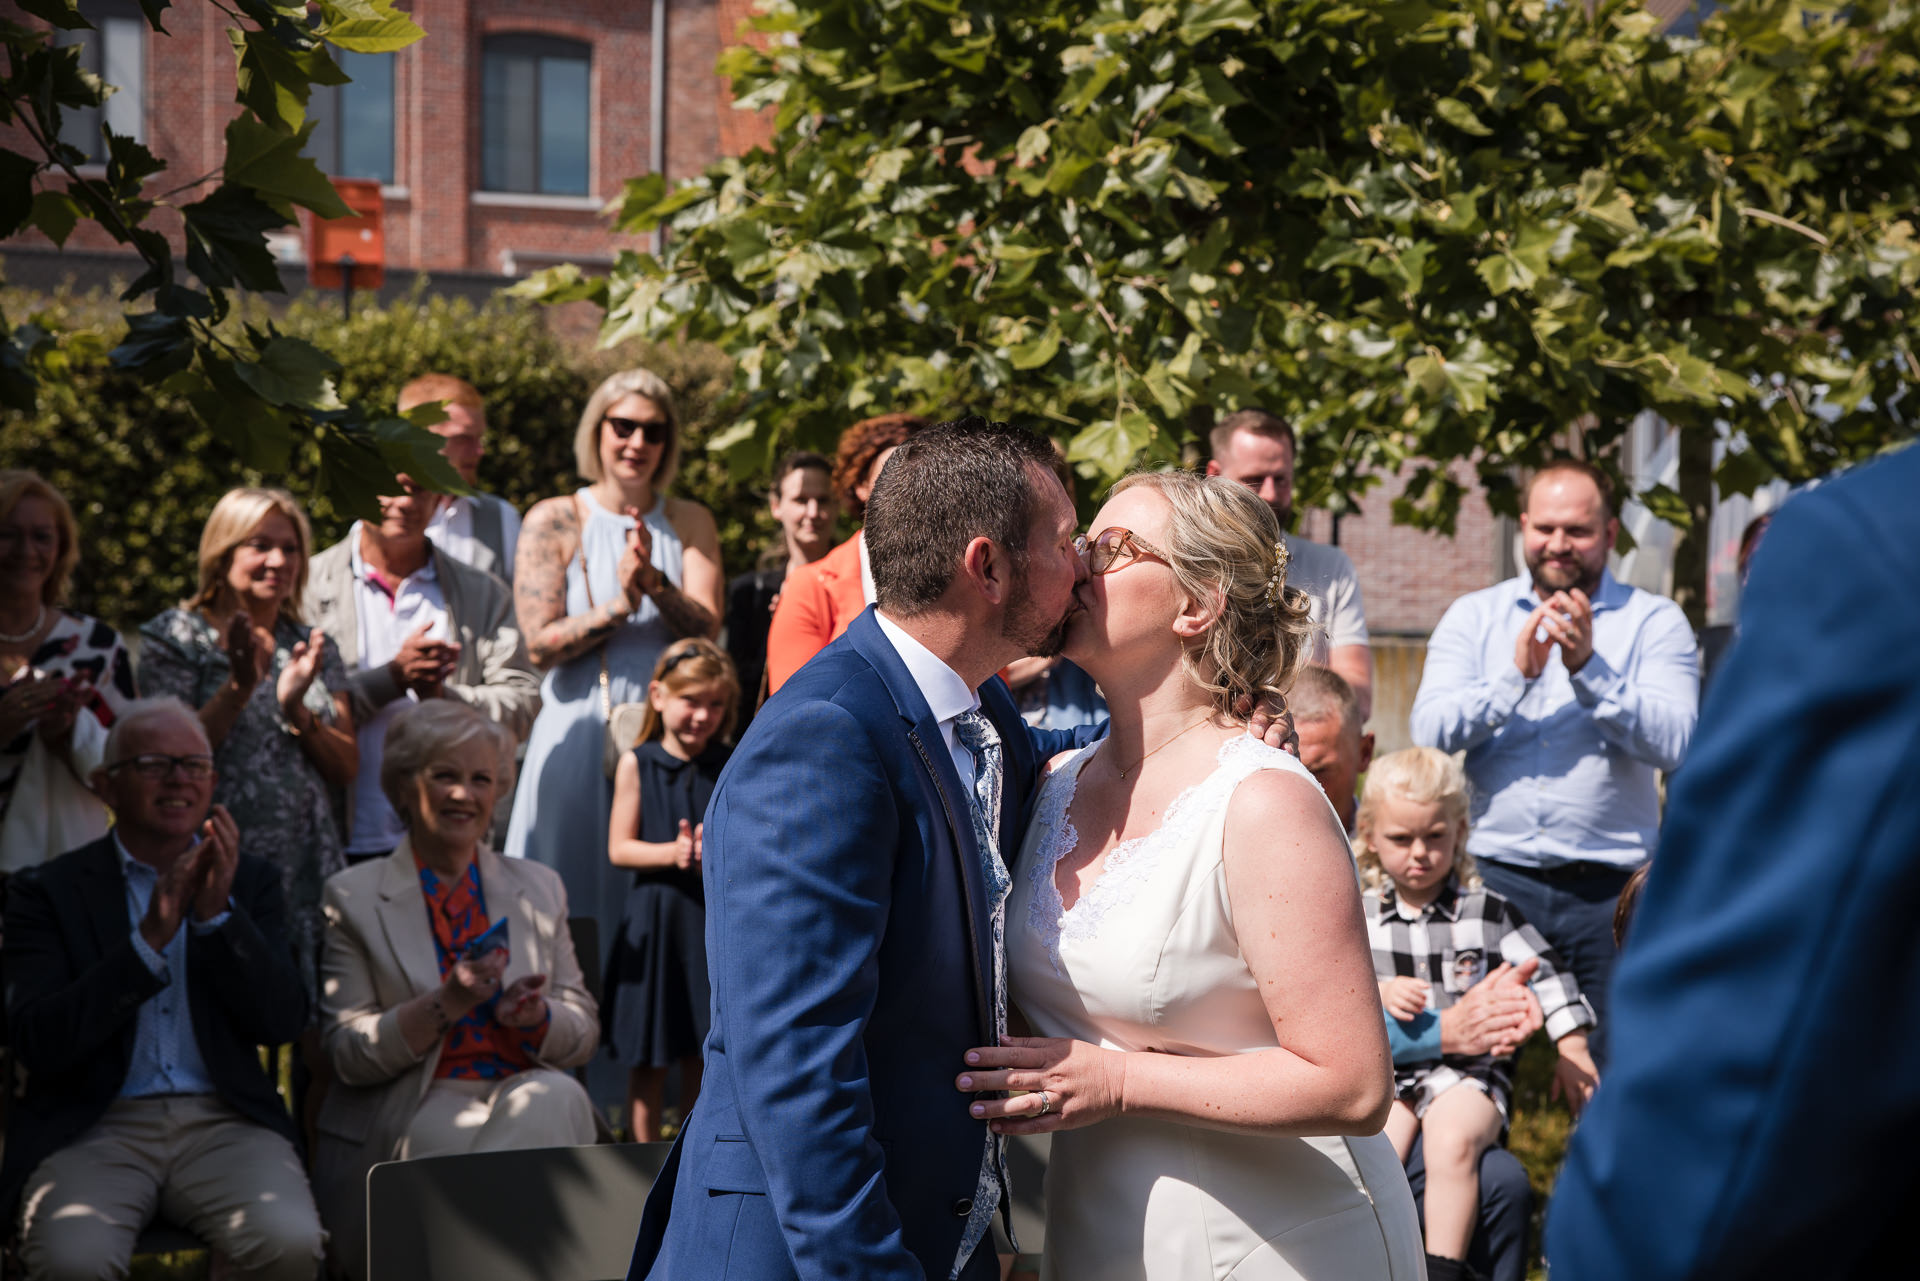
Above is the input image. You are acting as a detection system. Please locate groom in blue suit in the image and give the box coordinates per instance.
[631,418,1095,1280]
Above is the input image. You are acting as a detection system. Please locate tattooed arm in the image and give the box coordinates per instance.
[515,497,627,670]
[649,498,724,640]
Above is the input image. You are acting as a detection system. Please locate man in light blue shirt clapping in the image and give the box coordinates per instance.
[1411,460,1699,1066]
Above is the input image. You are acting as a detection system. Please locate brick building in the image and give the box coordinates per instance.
[5,0,770,279]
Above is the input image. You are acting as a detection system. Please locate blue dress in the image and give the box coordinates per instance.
[504,491,684,979]
[602,739,730,1066]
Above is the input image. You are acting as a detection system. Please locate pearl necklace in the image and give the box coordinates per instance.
[0,603,46,645]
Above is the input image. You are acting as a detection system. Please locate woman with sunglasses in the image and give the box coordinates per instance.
[505,369,724,1005]
[958,471,1422,1281]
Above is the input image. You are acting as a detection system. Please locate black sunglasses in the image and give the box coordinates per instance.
[604,415,671,446]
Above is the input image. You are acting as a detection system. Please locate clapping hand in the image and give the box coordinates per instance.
[1551,1032,1600,1117]
[615,509,661,611]
[0,672,68,745]
[1516,589,1596,677]
[224,612,271,697]
[387,623,459,698]
[1379,976,1431,1023]
[670,819,700,870]
[278,626,335,720]
[495,974,550,1029]
[192,804,239,923]
[139,842,208,953]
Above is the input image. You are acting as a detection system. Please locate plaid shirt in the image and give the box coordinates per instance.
[1365,877,1595,1045]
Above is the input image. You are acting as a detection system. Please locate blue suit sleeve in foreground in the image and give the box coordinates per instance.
[706,698,923,1281]
[1386,1009,1440,1066]
[1545,450,1920,1281]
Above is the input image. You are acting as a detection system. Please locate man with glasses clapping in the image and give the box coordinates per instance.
[0,696,324,1280]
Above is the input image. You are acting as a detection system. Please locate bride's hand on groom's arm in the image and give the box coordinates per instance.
[956,1036,1126,1135]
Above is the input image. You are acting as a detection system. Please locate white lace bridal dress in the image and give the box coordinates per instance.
[1006,736,1423,1281]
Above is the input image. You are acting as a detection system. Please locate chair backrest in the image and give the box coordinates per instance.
[366,1142,671,1281]
[568,916,601,1004]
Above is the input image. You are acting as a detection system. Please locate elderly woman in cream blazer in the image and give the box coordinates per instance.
[312,700,599,1280]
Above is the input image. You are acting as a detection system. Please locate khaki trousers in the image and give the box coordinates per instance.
[395,1069,598,1160]
[17,1095,324,1281]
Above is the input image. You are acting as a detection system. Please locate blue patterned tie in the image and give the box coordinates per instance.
[950,708,1014,1273]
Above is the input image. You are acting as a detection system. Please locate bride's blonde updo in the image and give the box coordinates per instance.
[1109,470,1317,720]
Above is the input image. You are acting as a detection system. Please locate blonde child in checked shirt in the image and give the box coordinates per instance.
[1356,748,1599,1280]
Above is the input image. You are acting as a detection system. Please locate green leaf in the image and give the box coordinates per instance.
[229,29,350,132]
[232,334,344,408]
[0,150,41,239]
[365,416,471,496]
[135,0,171,33]
[28,190,81,247]
[108,311,193,377]
[1007,328,1061,370]
[318,0,425,53]
[18,0,90,31]
[1067,411,1155,476]
[1434,97,1493,137]
[506,263,610,306]
[1636,482,1692,530]
[223,115,352,218]
[181,184,288,292]
[1176,0,1259,45]
[1015,125,1051,166]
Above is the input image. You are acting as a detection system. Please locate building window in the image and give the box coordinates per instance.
[307,50,396,185]
[481,35,590,196]
[56,0,147,164]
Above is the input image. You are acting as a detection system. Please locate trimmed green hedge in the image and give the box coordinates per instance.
[0,283,787,639]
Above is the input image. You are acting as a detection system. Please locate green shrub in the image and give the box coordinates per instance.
[0,282,773,642]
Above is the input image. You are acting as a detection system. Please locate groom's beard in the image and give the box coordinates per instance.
[1003,570,1075,659]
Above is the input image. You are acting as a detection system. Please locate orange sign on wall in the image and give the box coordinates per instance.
[306,178,386,289]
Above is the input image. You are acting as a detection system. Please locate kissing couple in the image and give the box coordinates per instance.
[632,417,1422,1280]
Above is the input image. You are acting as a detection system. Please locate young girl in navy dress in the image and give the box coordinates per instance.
[603,637,739,1141]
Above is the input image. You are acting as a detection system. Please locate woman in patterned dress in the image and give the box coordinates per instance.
[0,471,138,869]
[138,487,358,999]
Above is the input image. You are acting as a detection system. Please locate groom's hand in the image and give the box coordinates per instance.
[1241,694,1299,757]
[956,1036,1124,1135]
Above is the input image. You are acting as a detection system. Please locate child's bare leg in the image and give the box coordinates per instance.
[1420,1084,1504,1260]
[628,1065,668,1142]
[1384,1098,1420,1164]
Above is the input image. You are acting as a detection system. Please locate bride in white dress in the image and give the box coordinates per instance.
[958,471,1423,1280]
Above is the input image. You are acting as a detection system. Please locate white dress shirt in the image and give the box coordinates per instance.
[347,528,451,854]
[873,610,978,791]
[426,493,521,582]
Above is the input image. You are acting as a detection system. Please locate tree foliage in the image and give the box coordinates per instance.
[1,0,460,518]
[521,0,1920,620]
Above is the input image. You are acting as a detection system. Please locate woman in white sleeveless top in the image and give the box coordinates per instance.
[965,471,1421,1280]
[506,369,724,989]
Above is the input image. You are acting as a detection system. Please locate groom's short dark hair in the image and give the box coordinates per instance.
[865,415,1060,615]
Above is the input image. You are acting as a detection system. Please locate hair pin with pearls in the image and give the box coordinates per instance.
[1265,539,1291,613]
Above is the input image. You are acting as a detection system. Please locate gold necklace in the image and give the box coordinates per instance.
[1113,716,1212,780]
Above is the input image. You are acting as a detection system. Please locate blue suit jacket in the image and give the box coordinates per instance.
[1545,442,1920,1279]
[631,608,1088,1281]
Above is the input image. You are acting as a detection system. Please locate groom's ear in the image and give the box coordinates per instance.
[961,535,1013,607]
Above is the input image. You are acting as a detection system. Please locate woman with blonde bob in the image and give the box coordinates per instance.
[0,470,138,870]
[963,470,1423,1279]
[313,699,599,1281]
[505,368,725,992]
[140,486,357,996]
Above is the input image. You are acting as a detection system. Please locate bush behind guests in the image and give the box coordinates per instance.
[0,282,760,631]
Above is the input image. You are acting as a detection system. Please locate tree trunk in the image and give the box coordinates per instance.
[1670,423,1715,632]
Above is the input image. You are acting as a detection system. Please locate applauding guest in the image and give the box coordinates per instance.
[140,487,357,999]
[1,698,323,1281]
[505,368,723,984]
[306,473,539,866]
[603,638,739,1141]
[1410,460,1698,1066]
[0,470,138,870]
[312,700,599,1281]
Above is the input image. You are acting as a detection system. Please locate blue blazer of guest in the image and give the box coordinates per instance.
[631,607,1087,1281]
[1545,442,1920,1280]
